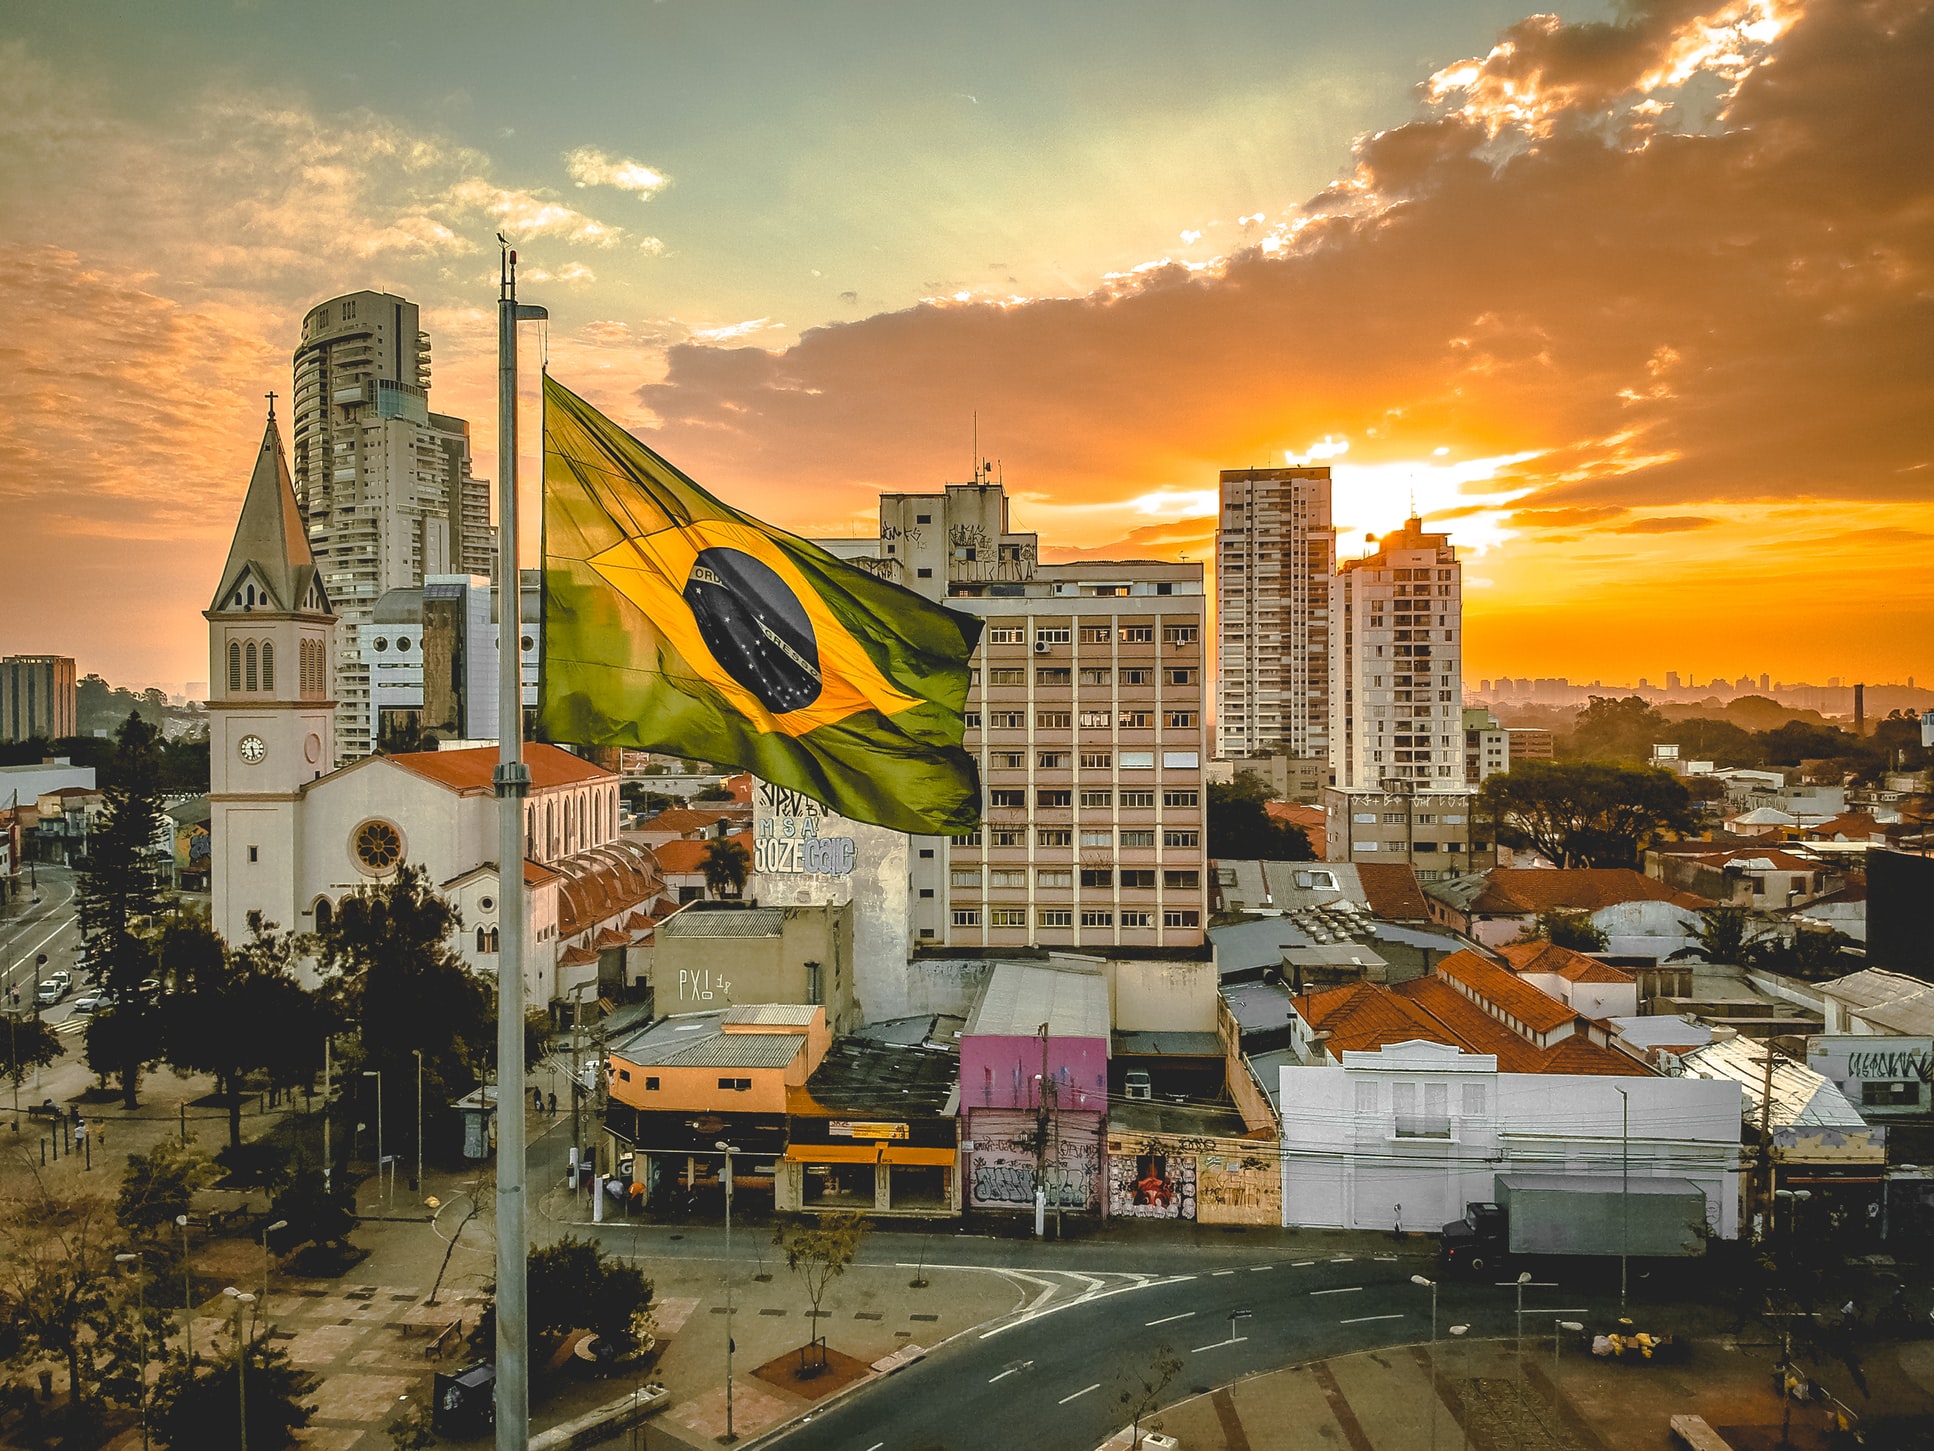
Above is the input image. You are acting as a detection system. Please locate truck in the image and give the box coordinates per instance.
[1439,1174,1708,1276]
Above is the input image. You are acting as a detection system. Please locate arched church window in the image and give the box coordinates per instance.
[228,641,242,692]
[313,897,333,933]
[476,926,490,954]
[245,643,258,692]
[261,642,274,693]
[489,927,500,952]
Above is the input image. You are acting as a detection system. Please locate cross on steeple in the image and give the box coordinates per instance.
[265,390,278,421]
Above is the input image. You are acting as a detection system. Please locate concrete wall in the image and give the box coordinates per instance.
[648,904,859,1033]
[1109,958,1217,1033]
[1593,899,1703,962]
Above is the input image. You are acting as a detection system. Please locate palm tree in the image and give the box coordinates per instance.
[700,838,750,900]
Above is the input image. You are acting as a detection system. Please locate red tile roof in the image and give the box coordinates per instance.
[1391,977,1647,1075]
[387,741,611,795]
[1434,950,1577,1034]
[1536,1035,1645,1076]
[654,830,752,877]
[560,944,599,967]
[1463,868,1708,914]
[1354,863,1433,921]
[640,806,751,836]
[1689,847,1823,872]
[1294,983,1462,1055]
[1496,941,1636,985]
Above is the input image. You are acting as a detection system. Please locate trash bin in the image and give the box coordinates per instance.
[431,1361,496,1436]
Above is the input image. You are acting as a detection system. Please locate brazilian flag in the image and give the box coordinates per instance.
[541,375,983,835]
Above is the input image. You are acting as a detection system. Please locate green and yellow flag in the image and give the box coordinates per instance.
[541,375,982,835]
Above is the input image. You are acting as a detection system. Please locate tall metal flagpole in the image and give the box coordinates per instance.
[494,238,544,1450]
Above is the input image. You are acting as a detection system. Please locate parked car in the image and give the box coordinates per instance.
[35,973,71,1006]
[72,989,116,1014]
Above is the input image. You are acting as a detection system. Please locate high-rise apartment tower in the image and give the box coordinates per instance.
[0,656,77,743]
[289,291,494,758]
[1215,467,1335,765]
[820,474,1209,951]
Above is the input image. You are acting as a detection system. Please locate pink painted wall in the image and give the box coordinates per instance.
[960,1034,1109,1114]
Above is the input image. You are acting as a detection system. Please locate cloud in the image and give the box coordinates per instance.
[564,146,670,199]
[1615,514,1718,533]
[445,178,623,245]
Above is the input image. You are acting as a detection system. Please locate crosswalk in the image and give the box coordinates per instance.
[51,1016,88,1036]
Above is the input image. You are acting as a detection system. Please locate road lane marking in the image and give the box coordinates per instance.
[1192,1336,1248,1353]
[1291,1260,1316,1267]
[1310,1286,1363,1296]
[980,1274,1196,1339]
[1340,1313,1406,1325]
[1059,1383,1100,1404]
[1212,1269,1236,1276]
[1330,1256,1354,1263]
[1374,1254,1398,1262]
[989,1359,1033,1383]
[865,1444,883,1450]
[1250,1265,1273,1272]
[1145,1311,1195,1327]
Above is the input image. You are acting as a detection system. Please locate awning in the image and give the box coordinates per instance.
[784,1144,958,1167]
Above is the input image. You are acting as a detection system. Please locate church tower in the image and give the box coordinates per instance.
[206,403,337,947]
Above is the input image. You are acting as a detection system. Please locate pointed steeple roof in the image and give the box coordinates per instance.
[209,407,328,616]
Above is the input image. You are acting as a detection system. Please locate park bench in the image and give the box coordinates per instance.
[25,1101,63,1124]
[1669,1414,1735,1451]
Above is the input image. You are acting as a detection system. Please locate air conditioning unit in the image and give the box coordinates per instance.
[1034,641,1051,654]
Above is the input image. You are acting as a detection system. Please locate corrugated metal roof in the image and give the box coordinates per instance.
[609,1010,809,1069]
[724,1004,820,1026]
[1679,1037,1868,1128]
[659,907,787,937]
[964,961,1109,1040]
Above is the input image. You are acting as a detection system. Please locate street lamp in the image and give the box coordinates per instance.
[223,1287,257,1451]
[1515,1271,1531,1451]
[1448,1326,1471,1451]
[175,1214,194,1363]
[116,1252,150,1451]
[1614,1083,1630,1314]
[260,1220,287,1334]
[716,1139,737,1444]
[412,1048,424,1193]
[1555,1319,1583,1368]
[1412,1274,1439,1451]
[362,1070,384,1205]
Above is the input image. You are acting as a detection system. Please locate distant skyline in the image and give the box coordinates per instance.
[1,0,1929,687]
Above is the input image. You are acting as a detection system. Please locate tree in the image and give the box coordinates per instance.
[777,1212,864,1372]
[1747,925,1858,978]
[115,1138,219,1241]
[159,914,322,1149]
[1,1013,63,1091]
[268,1166,358,1253]
[1479,760,1694,868]
[1207,773,1316,861]
[528,1235,653,1346]
[150,1339,317,1451]
[701,838,751,899]
[1518,909,1609,953]
[1678,905,1764,964]
[1566,695,1669,762]
[74,712,171,1107]
[1114,1345,1184,1449]
[318,865,494,1164]
[0,1171,154,1433]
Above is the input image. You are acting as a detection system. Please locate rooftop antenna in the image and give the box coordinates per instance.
[973,411,979,482]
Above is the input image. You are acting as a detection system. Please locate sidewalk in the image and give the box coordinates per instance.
[1154,1331,1934,1450]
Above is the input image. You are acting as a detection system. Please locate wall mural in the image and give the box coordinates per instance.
[1109,1151,1196,1220]
[967,1111,1100,1211]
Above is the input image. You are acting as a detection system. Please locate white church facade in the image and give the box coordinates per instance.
[206,408,669,1006]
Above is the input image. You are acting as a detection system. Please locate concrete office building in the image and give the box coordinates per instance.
[821,472,1209,951]
[0,656,77,744]
[360,572,539,749]
[289,291,495,758]
[1215,468,1335,777]
[1325,516,1473,878]
[1463,707,1510,786]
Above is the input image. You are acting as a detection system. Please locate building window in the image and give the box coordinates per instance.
[1166,669,1196,685]
[1038,869,1072,887]
[1035,628,1071,646]
[260,642,274,692]
[1120,910,1153,927]
[1162,909,1201,928]
[952,908,981,927]
[1079,710,1112,728]
[644,1076,660,1091]
[988,712,1024,729]
[1120,668,1151,685]
[916,567,933,578]
[1080,830,1112,847]
[1078,668,1112,686]
[1037,789,1072,808]
[989,869,1027,888]
[1037,752,1067,768]
[1037,669,1071,686]
[1081,910,1114,927]
[986,628,1024,644]
[991,908,1027,928]
[1119,626,1153,643]
[1118,711,1152,728]
[247,845,259,863]
[1164,870,1200,890]
[918,888,934,898]
[1037,712,1071,729]
[1038,909,1073,927]
[1080,752,1112,768]
[964,713,982,729]
[717,1077,752,1092]
[1166,712,1194,728]
[1163,830,1200,848]
[244,642,259,692]
[351,819,405,874]
[1162,790,1200,808]
[988,789,1027,808]
[1079,790,1112,808]
[1079,626,1112,644]
[952,830,983,847]
[1162,625,1198,645]
[1120,869,1156,888]
[1037,829,1072,846]
[951,869,982,887]
[1080,868,1112,888]
[989,669,1024,686]
[991,829,1025,847]
[227,641,242,692]
[1120,792,1155,809]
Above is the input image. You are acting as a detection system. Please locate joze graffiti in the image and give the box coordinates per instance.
[754,780,856,876]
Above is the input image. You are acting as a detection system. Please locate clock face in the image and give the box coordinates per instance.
[238,734,267,764]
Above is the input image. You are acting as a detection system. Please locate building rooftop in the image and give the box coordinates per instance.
[1496,940,1637,985]
[1213,860,1430,920]
[1114,1030,1224,1058]
[652,830,754,877]
[658,906,787,938]
[790,1034,960,1119]
[1434,950,1578,1034]
[386,741,611,795]
[724,1003,821,1027]
[1428,867,1709,916]
[1816,968,1934,1035]
[1109,1097,1252,1139]
[964,961,1110,1040]
[1294,982,1462,1055]
[1678,1037,1867,1128]
[608,1011,809,1071]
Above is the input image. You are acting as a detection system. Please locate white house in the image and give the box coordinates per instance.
[1279,1041,1743,1237]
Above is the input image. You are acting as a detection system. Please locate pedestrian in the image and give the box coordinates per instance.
[532,1086,542,1113]
[547,1090,557,1116]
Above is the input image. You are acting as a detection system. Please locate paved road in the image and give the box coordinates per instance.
[1,864,86,1103]
[564,1222,1612,1451]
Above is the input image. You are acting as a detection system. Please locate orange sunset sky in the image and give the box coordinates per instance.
[1,0,1929,691]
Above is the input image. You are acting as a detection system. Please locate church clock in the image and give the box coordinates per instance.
[238,734,267,764]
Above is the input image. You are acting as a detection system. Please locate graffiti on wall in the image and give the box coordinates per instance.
[754,780,857,876]
[1109,1152,1196,1220]
[967,1113,1100,1210]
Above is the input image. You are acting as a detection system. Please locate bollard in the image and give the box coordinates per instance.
[180,1102,187,1143]
[40,1137,46,1165]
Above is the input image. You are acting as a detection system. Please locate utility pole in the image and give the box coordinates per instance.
[413,1048,424,1194]
[1615,1083,1630,1314]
